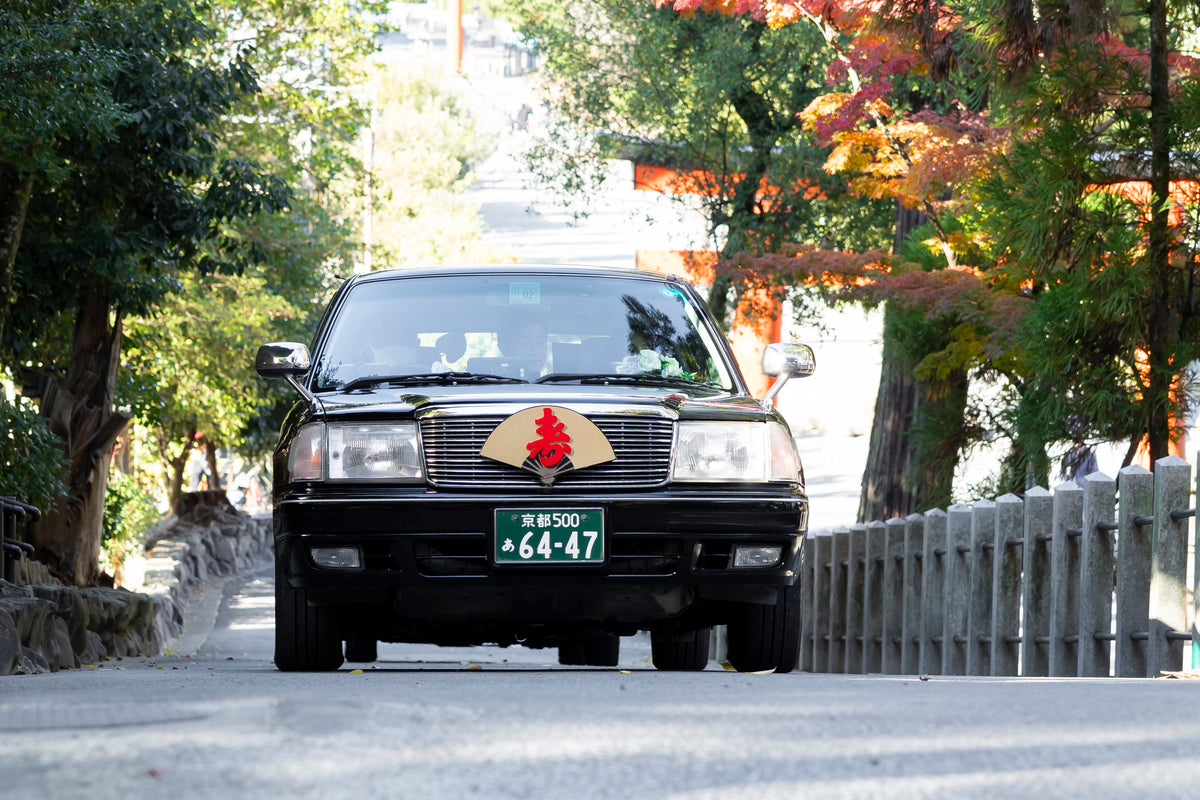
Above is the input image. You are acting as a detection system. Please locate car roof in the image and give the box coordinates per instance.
[343,263,689,287]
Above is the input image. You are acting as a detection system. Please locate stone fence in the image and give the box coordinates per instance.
[0,491,271,675]
[801,456,1199,678]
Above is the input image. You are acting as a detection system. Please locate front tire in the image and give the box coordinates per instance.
[274,558,343,672]
[651,626,710,671]
[726,581,801,674]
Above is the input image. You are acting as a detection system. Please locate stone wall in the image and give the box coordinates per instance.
[0,495,271,675]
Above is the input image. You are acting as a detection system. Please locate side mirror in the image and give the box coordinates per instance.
[762,343,816,379]
[256,342,318,410]
[255,342,311,378]
[761,343,815,404]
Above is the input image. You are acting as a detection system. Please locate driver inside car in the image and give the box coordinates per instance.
[496,314,550,379]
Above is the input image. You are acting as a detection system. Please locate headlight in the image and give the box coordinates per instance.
[672,421,800,483]
[286,422,423,482]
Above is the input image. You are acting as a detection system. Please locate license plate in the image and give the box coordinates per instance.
[493,508,605,564]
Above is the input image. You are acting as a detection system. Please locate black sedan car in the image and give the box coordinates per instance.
[256,264,815,672]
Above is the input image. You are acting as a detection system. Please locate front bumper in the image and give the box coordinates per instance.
[274,486,807,629]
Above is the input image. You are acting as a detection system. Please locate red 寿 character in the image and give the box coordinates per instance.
[526,407,572,467]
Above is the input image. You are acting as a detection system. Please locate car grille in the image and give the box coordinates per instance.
[420,414,674,490]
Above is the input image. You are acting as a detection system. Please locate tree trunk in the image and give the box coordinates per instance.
[857,325,968,521]
[162,427,196,512]
[858,337,919,521]
[1144,0,1174,465]
[858,203,967,521]
[0,164,33,347]
[31,294,130,586]
[205,441,222,490]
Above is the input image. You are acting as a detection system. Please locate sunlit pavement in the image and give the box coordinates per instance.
[3,562,1199,800]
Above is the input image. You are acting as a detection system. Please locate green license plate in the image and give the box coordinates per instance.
[493,508,605,564]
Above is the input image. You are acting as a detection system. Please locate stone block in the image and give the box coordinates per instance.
[215,537,237,568]
[0,610,19,674]
[79,630,106,665]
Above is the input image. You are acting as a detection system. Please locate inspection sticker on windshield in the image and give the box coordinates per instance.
[493,508,605,564]
[509,281,541,305]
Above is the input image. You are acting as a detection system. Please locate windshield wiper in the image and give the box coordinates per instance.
[340,372,526,392]
[533,372,721,390]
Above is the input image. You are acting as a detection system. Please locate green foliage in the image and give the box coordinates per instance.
[100,470,161,575]
[120,272,298,497]
[0,394,67,513]
[203,0,389,284]
[971,13,1200,466]
[499,0,892,260]
[369,68,506,266]
[4,0,292,370]
[0,0,124,181]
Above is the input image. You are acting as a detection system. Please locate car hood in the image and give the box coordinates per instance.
[313,383,774,422]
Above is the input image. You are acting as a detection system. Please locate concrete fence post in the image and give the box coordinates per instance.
[901,513,924,675]
[799,454,1200,679]
[812,532,832,673]
[1021,487,1053,678]
[0,506,7,584]
[1050,481,1084,676]
[1195,457,1200,673]
[991,494,1023,676]
[1148,456,1191,676]
[920,508,947,675]
[800,531,815,672]
[1079,471,1117,677]
[942,504,972,676]
[1114,465,1153,678]
[881,517,906,674]
[845,524,867,674]
[967,500,996,676]
[863,521,886,673]
[827,529,849,673]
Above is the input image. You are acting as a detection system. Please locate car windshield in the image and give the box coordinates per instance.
[310,273,736,392]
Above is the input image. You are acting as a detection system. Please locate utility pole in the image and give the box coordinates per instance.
[447,0,463,74]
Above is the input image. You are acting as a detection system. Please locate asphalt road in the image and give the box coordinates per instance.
[2,561,1199,800]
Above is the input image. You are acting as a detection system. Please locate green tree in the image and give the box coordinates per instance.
[652,0,996,516]
[0,0,123,347]
[4,0,288,585]
[204,0,387,285]
[972,1,1200,471]
[686,0,1200,500]
[499,0,892,324]
[0,396,68,513]
[368,67,504,267]
[121,272,297,507]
